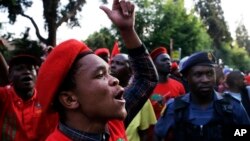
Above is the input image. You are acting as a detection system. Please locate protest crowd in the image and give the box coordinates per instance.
[1,0,250,141]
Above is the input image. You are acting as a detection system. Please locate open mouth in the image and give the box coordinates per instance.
[114,90,124,100]
[21,76,33,82]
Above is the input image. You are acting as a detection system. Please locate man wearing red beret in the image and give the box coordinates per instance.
[0,54,53,141]
[35,0,158,141]
[150,47,186,119]
[94,48,111,63]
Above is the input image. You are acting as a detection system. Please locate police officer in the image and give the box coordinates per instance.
[154,51,250,141]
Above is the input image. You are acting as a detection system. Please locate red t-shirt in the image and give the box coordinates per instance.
[46,120,128,141]
[0,85,56,141]
[150,78,186,118]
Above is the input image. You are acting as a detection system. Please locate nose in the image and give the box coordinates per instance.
[201,75,210,83]
[109,76,119,86]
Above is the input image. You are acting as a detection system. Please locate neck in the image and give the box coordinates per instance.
[64,110,107,134]
[190,92,213,108]
[159,73,169,83]
[15,88,34,101]
[228,87,241,93]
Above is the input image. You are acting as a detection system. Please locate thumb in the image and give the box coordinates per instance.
[100,5,112,17]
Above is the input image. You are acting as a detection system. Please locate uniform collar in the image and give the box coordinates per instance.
[182,90,223,103]
[58,121,110,141]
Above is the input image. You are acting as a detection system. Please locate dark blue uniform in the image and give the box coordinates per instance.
[154,92,250,140]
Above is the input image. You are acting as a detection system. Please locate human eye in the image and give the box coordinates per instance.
[14,65,23,71]
[193,72,202,77]
[96,70,105,79]
[207,71,214,77]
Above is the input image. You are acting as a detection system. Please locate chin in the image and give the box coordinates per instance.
[115,110,127,120]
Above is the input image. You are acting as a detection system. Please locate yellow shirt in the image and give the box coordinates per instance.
[126,100,157,141]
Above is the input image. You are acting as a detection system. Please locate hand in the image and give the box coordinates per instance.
[100,0,135,31]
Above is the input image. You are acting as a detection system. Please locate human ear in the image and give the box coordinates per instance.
[58,91,79,109]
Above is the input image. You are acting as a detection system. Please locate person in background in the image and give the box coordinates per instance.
[0,54,55,141]
[94,47,111,63]
[169,61,182,83]
[111,53,157,141]
[150,47,185,119]
[224,70,250,117]
[154,51,250,141]
[35,0,158,140]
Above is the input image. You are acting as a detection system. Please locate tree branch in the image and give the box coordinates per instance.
[56,0,85,28]
[20,13,47,44]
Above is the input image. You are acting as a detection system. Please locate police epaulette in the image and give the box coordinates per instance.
[174,96,189,111]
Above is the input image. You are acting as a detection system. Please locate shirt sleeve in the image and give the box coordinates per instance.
[139,100,157,130]
[154,98,175,139]
[124,44,158,128]
[234,101,250,125]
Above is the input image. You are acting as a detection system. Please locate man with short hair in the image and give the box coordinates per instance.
[225,70,250,117]
[150,47,185,119]
[111,53,157,141]
[35,0,158,140]
[110,53,132,87]
[0,54,54,141]
[154,51,250,141]
[95,48,111,63]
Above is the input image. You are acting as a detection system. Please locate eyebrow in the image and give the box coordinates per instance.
[92,65,108,74]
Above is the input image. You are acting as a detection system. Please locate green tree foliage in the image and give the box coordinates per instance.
[194,0,232,49]
[0,0,32,23]
[218,42,250,71]
[235,23,250,54]
[84,27,116,51]
[0,38,43,62]
[0,0,107,46]
[85,0,212,57]
[148,0,212,56]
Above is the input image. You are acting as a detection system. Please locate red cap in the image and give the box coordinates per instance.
[150,47,167,60]
[171,62,179,71]
[36,39,92,112]
[245,75,250,85]
[94,48,110,56]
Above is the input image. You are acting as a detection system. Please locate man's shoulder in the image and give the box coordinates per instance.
[165,94,189,110]
[168,78,184,85]
[221,93,241,103]
[0,85,13,96]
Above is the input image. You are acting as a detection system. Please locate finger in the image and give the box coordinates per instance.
[100,5,112,17]
[126,1,134,15]
[130,3,135,16]
[112,0,120,10]
[120,0,129,16]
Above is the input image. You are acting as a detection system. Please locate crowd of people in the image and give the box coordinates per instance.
[1,0,250,141]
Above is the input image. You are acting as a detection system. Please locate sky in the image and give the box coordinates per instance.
[1,0,250,44]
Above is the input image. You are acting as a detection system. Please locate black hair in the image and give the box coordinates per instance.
[226,70,244,88]
[52,51,92,118]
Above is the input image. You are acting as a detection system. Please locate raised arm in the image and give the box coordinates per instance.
[0,52,9,86]
[101,0,158,127]
[100,0,141,49]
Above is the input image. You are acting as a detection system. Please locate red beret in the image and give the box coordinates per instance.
[94,48,110,56]
[245,75,250,85]
[36,39,92,112]
[150,47,167,60]
[171,62,179,71]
